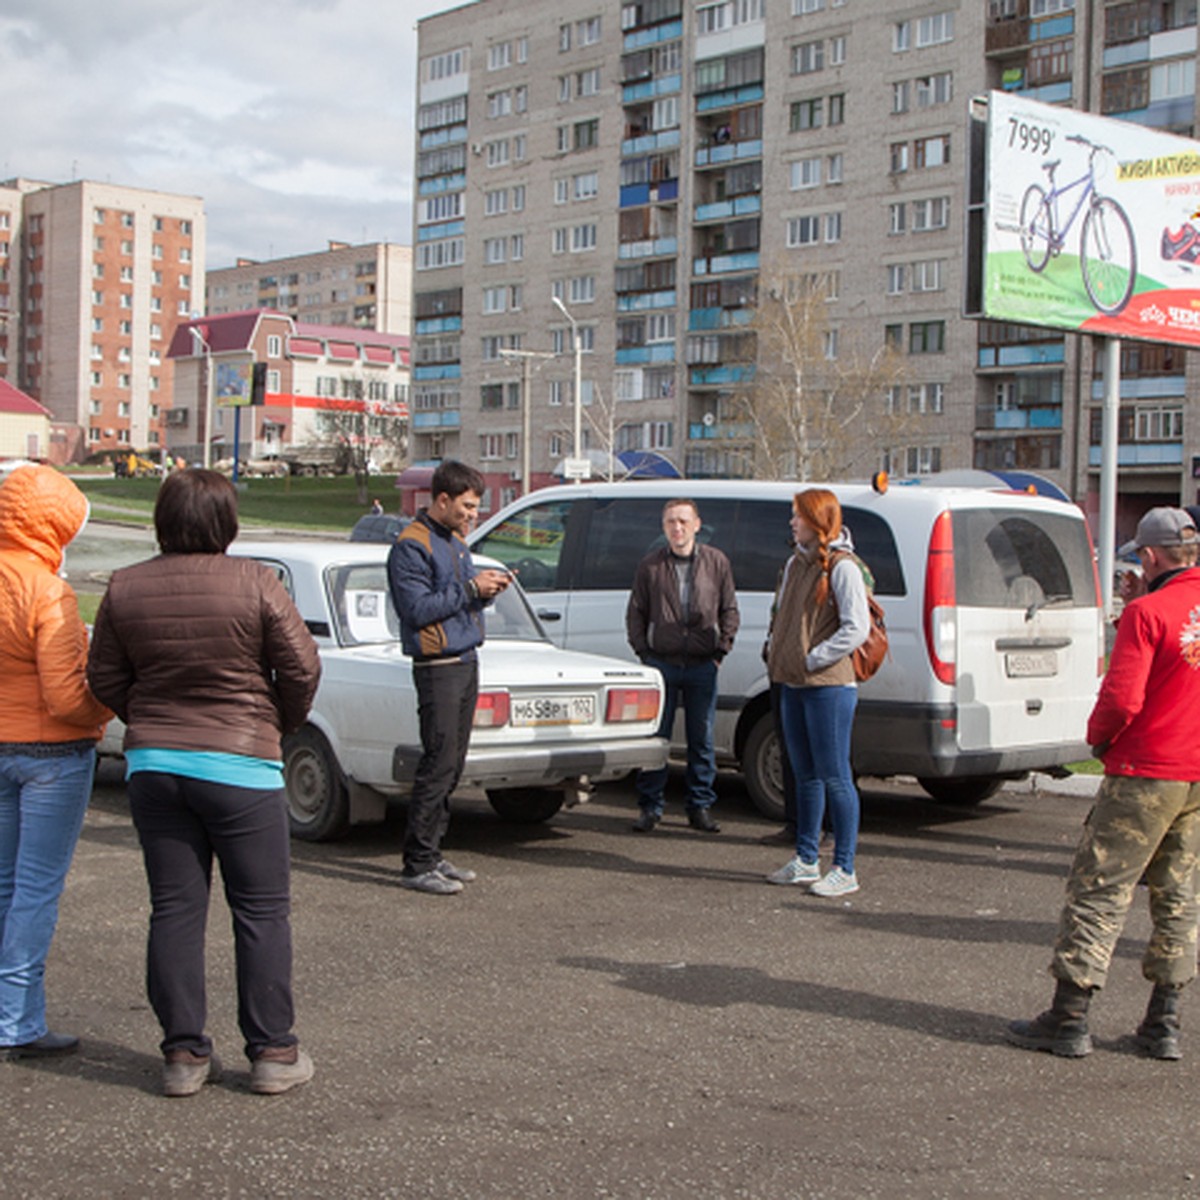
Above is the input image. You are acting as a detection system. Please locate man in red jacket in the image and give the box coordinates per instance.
[1008,507,1200,1060]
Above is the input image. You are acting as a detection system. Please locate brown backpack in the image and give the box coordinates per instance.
[829,551,889,682]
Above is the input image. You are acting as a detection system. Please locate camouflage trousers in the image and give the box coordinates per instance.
[1052,775,1200,991]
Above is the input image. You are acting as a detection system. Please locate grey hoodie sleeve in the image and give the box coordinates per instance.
[805,556,870,675]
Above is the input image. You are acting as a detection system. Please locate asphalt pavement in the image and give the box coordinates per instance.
[3,767,1196,1199]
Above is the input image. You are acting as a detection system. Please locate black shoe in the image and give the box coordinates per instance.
[631,811,659,833]
[688,808,721,833]
[759,825,796,845]
[1005,1011,1092,1057]
[0,1031,80,1062]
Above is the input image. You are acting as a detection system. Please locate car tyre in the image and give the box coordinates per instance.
[283,727,350,841]
[917,775,1005,806]
[486,787,565,824]
[742,712,786,822]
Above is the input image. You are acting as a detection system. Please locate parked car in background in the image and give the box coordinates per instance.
[348,513,409,543]
[471,478,1104,819]
[103,541,668,841]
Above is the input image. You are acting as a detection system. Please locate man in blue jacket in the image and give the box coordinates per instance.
[387,461,511,894]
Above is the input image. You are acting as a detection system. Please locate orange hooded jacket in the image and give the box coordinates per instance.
[0,466,112,745]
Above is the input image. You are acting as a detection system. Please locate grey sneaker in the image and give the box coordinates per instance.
[809,866,859,897]
[767,856,820,885]
[162,1051,222,1098]
[400,869,464,895]
[250,1048,314,1095]
[435,859,477,883]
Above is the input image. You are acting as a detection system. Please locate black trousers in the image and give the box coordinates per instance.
[128,772,297,1061]
[407,659,478,874]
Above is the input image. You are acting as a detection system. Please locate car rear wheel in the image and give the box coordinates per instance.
[283,727,350,841]
[742,712,786,822]
[486,787,565,824]
[917,776,1005,806]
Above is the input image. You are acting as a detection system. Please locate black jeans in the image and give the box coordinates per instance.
[128,772,297,1061]
[407,659,478,875]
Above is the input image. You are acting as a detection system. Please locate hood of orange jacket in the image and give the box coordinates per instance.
[0,465,90,574]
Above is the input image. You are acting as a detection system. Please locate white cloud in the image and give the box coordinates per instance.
[0,0,452,266]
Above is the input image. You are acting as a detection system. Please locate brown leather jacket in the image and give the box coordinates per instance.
[87,553,320,760]
[626,542,740,665]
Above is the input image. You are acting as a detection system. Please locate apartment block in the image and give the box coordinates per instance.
[414,0,1200,522]
[0,177,205,463]
[207,241,413,334]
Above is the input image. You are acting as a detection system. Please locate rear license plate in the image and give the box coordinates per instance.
[510,695,596,726]
[1005,650,1057,678]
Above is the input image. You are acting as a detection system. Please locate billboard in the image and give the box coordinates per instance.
[978,90,1200,348]
[215,360,253,407]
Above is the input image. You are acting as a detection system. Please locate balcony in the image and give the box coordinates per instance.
[689,364,755,386]
[694,195,761,223]
[694,138,762,168]
[688,420,755,440]
[693,251,760,276]
[1087,441,1182,467]
[976,407,1062,431]
[412,409,461,430]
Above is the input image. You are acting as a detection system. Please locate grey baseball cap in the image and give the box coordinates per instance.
[1118,506,1198,556]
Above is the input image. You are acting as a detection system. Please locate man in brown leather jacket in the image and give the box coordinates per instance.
[626,498,739,833]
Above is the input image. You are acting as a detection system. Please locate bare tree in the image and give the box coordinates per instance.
[313,378,409,503]
[730,272,910,481]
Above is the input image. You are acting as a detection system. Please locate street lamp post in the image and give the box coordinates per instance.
[551,296,584,479]
[188,325,214,469]
[498,347,555,497]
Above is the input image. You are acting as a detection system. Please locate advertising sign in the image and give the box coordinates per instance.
[215,360,253,407]
[982,90,1200,348]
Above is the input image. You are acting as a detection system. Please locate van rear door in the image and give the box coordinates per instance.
[948,505,1100,754]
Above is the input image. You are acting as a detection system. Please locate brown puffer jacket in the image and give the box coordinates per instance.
[0,465,112,745]
[87,553,320,760]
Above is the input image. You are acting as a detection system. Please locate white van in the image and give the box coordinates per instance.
[470,478,1103,819]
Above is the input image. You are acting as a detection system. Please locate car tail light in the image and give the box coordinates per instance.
[473,691,510,728]
[606,687,660,723]
[924,510,957,686]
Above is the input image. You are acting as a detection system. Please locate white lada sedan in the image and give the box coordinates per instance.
[104,541,666,842]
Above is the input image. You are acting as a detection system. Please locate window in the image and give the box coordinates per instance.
[791,156,823,189]
[480,433,503,460]
[511,234,524,260]
[488,90,513,118]
[488,41,511,70]
[578,67,602,96]
[914,134,950,169]
[887,264,906,295]
[1151,58,1195,103]
[653,95,679,130]
[574,171,599,200]
[267,334,282,358]
[486,140,510,167]
[790,98,823,131]
[485,188,509,216]
[792,40,824,75]
[555,179,570,205]
[787,215,823,246]
[889,203,907,235]
[559,23,571,51]
[909,321,945,354]
[572,223,597,251]
[485,237,507,264]
[825,212,842,243]
[827,153,843,184]
[829,35,846,65]
[828,93,844,125]
[916,72,953,108]
[578,16,602,45]
[912,259,945,292]
[892,81,910,114]
[512,185,525,210]
[893,21,911,52]
[574,119,600,150]
[890,142,910,174]
[916,11,954,46]
[823,329,838,360]
[570,275,596,303]
[483,286,508,314]
[911,197,949,231]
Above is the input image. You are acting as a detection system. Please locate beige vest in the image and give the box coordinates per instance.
[767,551,855,688]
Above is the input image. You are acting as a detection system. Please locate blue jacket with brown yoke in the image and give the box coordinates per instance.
[386,509,486,662]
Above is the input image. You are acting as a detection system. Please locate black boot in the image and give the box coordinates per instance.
[1006,979,1094,1057]
[1134,983,1183,1061]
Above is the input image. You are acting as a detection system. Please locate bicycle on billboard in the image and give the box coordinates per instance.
[1018,133,1137,316]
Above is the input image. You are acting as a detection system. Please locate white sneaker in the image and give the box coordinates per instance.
[767,856,821,885]
[809,867,859,897]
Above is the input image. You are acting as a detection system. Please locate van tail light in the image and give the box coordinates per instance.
[606,687,661,724]
[473,691,510,728]
[924,509,957,686]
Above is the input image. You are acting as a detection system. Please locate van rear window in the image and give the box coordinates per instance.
[952,509,1097,609]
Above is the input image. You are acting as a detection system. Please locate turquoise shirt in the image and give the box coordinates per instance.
[125,748,284,791]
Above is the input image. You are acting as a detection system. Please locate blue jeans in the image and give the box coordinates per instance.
[636,657,719,815]
[779,684,859,872]
[0,747,95,1045]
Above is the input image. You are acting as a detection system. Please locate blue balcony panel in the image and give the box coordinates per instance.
[413,364,462,382]
[695,85,764,113]
[694,138,763,168]
[695,194,761,222]
[1087,442,1182,467]
[616,290,677,312]
[693,251,760,276]
[1090,376,1187,400]
[413,409,462,430]
[618,236,678,260]
[622,74,683,103]
[418,174,467,197]
[623,19,683,50]
[417,220,465,243]
[620,128,682,156]
[689,364,756,386]
[414,316,463,335]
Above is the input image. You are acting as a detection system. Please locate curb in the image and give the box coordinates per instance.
[1004,771,1103,799]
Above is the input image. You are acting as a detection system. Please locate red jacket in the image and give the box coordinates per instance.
[1088,566,1200,780]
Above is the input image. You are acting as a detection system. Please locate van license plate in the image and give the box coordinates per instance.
[510,695,596,726]
[1005,651,1057,678]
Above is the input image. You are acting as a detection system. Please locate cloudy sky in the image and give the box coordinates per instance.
[0,0,456,268]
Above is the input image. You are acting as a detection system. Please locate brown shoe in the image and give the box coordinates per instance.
[250,1047,314,1095]
[162,1050,221,1097]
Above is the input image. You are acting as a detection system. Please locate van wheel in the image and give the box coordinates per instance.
[283,728,350,841]
[742,713,786,822]
[917,776,1005,806]
[487,787,565,824]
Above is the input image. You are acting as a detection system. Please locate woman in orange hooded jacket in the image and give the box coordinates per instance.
[0,465,111,1060]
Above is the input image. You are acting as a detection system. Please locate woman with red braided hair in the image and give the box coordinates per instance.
[764,488,870,897]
